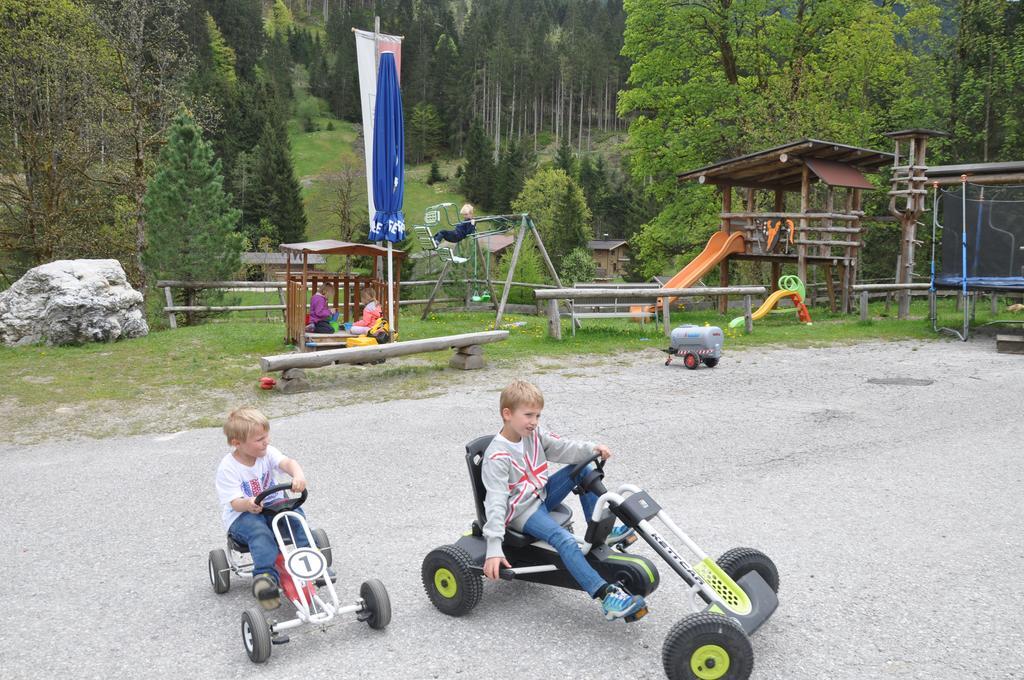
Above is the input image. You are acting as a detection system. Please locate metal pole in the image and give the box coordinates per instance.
[744,295,753,334]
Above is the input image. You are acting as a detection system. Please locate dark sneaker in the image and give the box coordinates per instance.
[605,524,638,548]
[252,574,280,610]
[601,584,647,621]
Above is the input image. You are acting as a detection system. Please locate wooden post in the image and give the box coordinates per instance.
[547,299,562,340]
[719,185,732,314]
[823,264,836,311]
[495,222,527,327]
[163,286,177,329]
[860,291,869,321]
[744,295,753,334]
[771,262,782,291]
[798,164,809,286]
[662,295,671,336]
[528,219,578,329]
[991,293,999,316]
[421,260,452,320]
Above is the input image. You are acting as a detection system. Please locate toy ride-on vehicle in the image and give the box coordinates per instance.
[422,435,661,620]
[663,324,723,369]
[423,438,779,680]
[207,483,391,663]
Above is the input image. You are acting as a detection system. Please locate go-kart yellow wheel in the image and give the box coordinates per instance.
[662,612,753,680]
[421,544,482,616]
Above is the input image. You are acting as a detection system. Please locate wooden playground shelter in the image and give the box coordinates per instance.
[280,240,405,345]
[677,139,894,313]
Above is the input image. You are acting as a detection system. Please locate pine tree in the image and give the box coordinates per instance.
[462,118,495,209]
[205,12,237,90]
[143,109,243,295]
[245,119,307,244]
[555,134,576,178]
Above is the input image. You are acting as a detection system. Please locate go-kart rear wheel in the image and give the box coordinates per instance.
[421,544,482,617]
[716,547,779,594]
[359,578,392,630]
[683,353,700,370]
[241,607,272,664]
[209,549,230,594]
[311,528,332,567]
[703,357,719,368]
[663,612,753,680]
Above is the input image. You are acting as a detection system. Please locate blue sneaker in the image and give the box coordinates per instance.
[601,584,648,621]
[605,524,637,548]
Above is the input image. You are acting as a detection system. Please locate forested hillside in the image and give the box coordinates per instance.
[1,0,1021,290]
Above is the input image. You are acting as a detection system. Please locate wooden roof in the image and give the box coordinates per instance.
[279,240,406,258]
[677,139,894,191]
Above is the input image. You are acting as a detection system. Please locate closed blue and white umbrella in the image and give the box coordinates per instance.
[370,52,404,336]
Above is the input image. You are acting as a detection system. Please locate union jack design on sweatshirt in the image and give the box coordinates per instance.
[480,426,596,560]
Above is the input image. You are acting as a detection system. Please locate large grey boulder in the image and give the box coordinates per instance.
[0,259,149,346]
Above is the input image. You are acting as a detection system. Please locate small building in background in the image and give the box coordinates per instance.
[587,239,631,279]
[478,233,515,269]
[242,252,326,281]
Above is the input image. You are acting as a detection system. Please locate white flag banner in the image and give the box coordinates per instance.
[354,28,402,234]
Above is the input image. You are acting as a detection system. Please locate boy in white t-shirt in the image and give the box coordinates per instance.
[215,406,314,609]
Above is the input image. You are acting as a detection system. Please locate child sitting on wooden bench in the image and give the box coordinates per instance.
[306,282,336,334]
[350,288,382,335]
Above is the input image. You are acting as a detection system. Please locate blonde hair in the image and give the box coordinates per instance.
[318,282,335,296]
[500,379,544,415]
[460,203,474,218]
[224,406,269,444]
[360,287,377,303]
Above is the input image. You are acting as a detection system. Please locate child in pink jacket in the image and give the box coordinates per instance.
[350,288,381,334]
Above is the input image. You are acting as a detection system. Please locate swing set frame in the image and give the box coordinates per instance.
[414,204,573,326]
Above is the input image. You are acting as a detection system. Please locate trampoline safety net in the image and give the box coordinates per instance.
[936,183,1024,291]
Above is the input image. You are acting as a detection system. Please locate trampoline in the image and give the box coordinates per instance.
[929,176,1024,340]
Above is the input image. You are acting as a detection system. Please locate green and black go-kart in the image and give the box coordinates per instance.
[422,435,779,680]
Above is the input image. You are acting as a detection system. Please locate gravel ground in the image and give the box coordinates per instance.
[2,339,1021,680]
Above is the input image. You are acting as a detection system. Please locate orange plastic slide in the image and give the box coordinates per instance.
[632,231,746,317]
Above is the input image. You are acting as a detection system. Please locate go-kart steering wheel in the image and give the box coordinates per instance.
[254,482,307,514]
[568,452,606,494]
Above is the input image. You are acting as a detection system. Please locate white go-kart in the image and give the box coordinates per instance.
[207,483,391,663]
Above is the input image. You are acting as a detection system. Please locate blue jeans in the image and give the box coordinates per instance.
[522,464,606,597]
[229,507,310,582]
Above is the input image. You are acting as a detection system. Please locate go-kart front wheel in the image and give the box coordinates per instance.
[359,578,392,630]
[663,612,753,680]
[311,528,332,567]
[241,607,272,663]
[209,549,230,594]
[421,544,482,617]
[716,547,779,594]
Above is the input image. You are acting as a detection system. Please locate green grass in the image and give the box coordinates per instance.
[1,294,1007,442]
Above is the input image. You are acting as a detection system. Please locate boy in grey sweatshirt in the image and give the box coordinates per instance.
[480,379,646,621]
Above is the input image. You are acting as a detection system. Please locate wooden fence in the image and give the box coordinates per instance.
[533,286,768,339]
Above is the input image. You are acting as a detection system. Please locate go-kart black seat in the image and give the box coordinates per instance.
[465,435,573,548]
[228,533,294,554]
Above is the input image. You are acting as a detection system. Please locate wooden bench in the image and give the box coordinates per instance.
[303,330,358,351]
[996,334,1024,355]
[261,330,510,392]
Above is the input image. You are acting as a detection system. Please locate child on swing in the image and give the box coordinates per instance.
[433,203,476,246]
